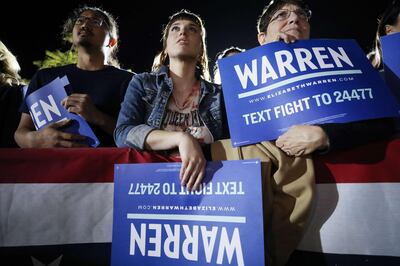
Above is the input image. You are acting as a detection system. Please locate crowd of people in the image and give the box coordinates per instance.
[1,0,399,265]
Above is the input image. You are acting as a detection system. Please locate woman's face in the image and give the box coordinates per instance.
[165,19,202,61]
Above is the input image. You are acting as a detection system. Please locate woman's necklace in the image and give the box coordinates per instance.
[172,92,192,111]
[171,81,199,111]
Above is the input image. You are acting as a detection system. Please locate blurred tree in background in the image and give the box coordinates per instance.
[33,35,77,70]
[33,49,77,69]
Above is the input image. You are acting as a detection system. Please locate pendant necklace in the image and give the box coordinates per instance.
[172,92,192,111]
[171,80,200,111]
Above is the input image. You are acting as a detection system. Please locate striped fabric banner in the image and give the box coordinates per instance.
[1,140,399,265]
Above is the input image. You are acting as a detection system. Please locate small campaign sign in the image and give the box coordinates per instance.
[25,76,99,147]
[112,160,265,266]
[219,39,400,147]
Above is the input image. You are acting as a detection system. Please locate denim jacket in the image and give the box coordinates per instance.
[114,66,228,149]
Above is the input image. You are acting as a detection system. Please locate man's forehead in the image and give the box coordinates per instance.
[80,10,103,19]
[275,3,301,11]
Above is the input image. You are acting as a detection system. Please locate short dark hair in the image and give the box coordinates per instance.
[377,0,400,36]
[257,0,310,33]
[213,46,245,76]
[370,0,400,69]
[215,46,245,61]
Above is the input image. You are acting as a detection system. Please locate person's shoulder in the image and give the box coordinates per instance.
[103,66,134,86]
[106,65,131,73]
[135,71,156,78]
[0,84,23,99]
[104,65,133,76]
[124,71,162,92]
[201,79,221,94]
[129,71,159,81]
[29,65,74,87]
[37,64,74,73]
[202,78,219,87]
[34,64,75,78]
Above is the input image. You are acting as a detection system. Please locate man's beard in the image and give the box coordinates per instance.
[77,39,94,49]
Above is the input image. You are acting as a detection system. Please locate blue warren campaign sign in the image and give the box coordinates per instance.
[219,39,400,147]
[25,76,99,147]
[381,32,400,102]
[112,160,265,266]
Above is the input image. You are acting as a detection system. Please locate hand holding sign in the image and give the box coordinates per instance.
[219,39,400,147]
[27,119,88,148]
[177,132,206,191]
[25,77,100,147]
[276,125,329,156]
[62,93,103,125]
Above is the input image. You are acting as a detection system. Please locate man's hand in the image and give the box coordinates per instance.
[30,119,88,148]
[62,94,101,125]
[276,125,329,156]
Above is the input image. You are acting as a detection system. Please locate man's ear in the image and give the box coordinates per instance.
[108,38,117,47]
[258,32,267,45]
[385,25,392,35]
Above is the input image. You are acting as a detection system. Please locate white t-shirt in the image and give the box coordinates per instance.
[161,82,214,144]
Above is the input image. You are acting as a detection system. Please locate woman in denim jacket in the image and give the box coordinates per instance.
[115,10,228,191]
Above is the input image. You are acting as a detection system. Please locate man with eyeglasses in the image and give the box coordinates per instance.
[15,6,133,148]
[257,0,395,157]
[75,16,108,28]
[258,0,311,45]
[251,1,396,265]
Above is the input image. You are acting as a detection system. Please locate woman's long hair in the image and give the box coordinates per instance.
[0,40,22,87]
[369,0,400,69]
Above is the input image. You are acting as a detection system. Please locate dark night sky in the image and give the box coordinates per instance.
[0,0,393,79]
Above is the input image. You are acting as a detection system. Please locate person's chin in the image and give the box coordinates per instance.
[285,30,304,38]
[76,39,93,47]
[295,35,308,41]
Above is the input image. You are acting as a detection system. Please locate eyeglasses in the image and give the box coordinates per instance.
[75,16,108,28]
[270,9,312,23]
